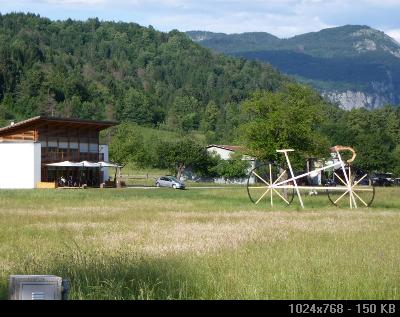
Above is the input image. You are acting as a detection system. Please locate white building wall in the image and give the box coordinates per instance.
[99,144,109,182]
[206,147,256,184]
[207,146,233,160]
[33,143,41,185]
[0,142,41,189]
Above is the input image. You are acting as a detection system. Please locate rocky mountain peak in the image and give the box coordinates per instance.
[349,26,400,57]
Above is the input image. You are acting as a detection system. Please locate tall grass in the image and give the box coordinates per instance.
[0,187,399,299]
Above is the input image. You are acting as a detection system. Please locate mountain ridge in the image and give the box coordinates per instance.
[187,25,400,58]
[186,25,400,109]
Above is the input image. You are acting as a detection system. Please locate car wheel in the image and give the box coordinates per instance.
[156,182,160,187]
[172,184,176,189]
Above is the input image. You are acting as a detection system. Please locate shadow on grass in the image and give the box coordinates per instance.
[0,279,8,299]
[0,249,213,300]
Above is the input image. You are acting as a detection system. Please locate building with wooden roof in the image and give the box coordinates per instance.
[0,116,117,189]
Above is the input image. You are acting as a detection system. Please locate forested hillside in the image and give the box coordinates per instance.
[0,13,286,142]
[0,13,399,173]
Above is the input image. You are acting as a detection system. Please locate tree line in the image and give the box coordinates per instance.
[106,83,400,178]
[239,83,400,174]
[104,123,250,181]
[0,13,398,176]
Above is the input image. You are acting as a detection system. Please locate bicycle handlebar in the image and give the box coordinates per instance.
[330,145,356,164]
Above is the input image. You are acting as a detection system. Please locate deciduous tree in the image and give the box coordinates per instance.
[154,138,210,179]
[239,83,330,169]
[108,123,146,167]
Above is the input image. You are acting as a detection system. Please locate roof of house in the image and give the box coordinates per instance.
[0,116,118,135]
[206,144,246,152]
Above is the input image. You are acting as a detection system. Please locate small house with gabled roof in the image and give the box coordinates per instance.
[206,144,256,184]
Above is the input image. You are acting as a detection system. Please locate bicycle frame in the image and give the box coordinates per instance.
[251,148,366,209]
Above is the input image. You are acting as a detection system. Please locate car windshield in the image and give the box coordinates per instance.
[168,176,179,182]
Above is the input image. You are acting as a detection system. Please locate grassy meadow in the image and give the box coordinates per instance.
[0,186,399,299]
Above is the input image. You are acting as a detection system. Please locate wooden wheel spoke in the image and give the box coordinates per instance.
[351,188,374,191]
[248,164,294,207]
[255,189,270,205]
[272,188,290,205]
[352,190,368,207]
[350,191,358,209]
[252,171,270,186]
[352,174,368,187]
[327,169,374,208]
[334,190,349,204]
[334,172,347,186]
[273,170,286,185]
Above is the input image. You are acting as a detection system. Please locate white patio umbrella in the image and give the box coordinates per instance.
[46,161,84,167]
[98,161,121,168]
[97,161,123,187]
[79,161,100,168]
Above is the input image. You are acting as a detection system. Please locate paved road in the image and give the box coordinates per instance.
[125,186,244,189]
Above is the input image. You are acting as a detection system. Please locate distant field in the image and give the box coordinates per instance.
[0,187,399,299]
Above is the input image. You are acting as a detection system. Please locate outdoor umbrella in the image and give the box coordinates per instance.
[98,161,121,168]
[79,161,100,168]
[97,161,123,187]
[46,161,83,167]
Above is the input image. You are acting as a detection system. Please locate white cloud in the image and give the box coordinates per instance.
[45,0,106,4]
[386,29,400,45]
[1,0,399,38]
[362,0,400,6]
[155,12,333,38]
[144,1,336,37]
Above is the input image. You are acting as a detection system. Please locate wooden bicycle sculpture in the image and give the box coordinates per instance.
[246,146,375,209]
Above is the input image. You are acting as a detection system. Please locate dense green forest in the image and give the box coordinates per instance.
[0,13,399,174]
[0,12,285,143]
[232,50,400,89]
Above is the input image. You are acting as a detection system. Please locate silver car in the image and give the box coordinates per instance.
[155,176,185,189]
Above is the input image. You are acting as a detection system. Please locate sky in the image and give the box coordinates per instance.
[1,0,400,42]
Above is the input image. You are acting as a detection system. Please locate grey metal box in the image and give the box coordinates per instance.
[9,275,63,300]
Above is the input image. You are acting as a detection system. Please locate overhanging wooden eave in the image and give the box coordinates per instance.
[0,116,118,136]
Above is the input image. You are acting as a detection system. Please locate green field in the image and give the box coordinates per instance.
[0,187,399,299]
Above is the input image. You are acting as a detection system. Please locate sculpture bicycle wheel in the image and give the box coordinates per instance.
[247,163,295,206]
[326,166,375,207]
